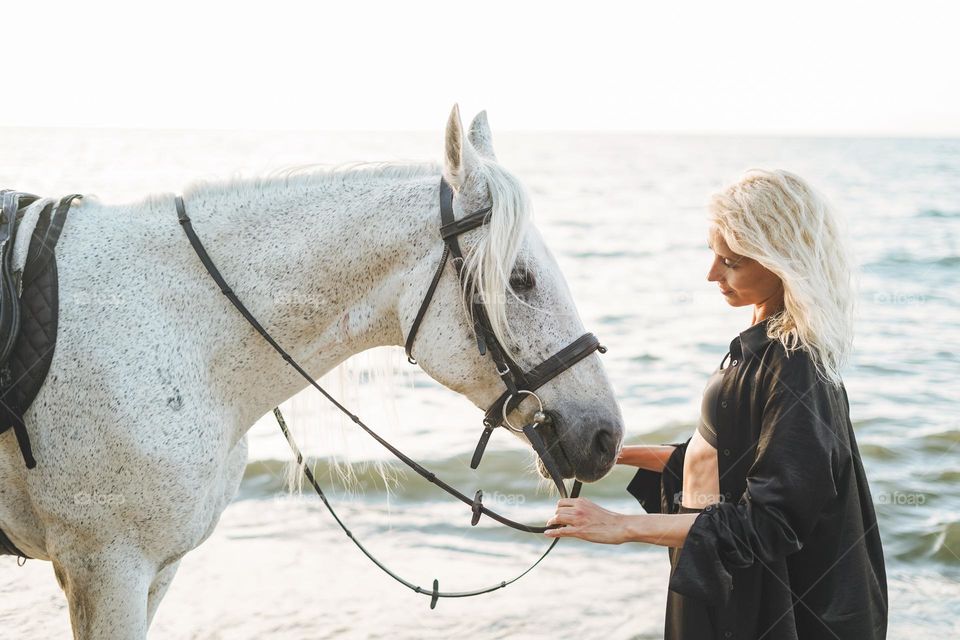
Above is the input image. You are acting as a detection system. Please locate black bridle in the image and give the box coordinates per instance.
[174,176,606,607]
[404,177,606,496]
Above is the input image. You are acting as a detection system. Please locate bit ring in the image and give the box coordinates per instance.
[501,390,544,433]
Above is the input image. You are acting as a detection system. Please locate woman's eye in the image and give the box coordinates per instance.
[723,258,737,268]
[509,270,536,291]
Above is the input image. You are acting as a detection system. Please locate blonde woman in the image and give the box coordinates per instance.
[546,170,888,639]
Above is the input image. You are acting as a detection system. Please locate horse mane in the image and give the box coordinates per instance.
[458,157,535,366]
[180,160,441,201]
[173,156,536,366]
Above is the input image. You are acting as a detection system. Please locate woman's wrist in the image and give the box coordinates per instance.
[619,514,646,544]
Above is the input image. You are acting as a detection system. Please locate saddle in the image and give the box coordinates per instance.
[0,189,81,470]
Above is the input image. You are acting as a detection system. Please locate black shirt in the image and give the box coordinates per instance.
[627,318,888,639]
[696,354,728,449]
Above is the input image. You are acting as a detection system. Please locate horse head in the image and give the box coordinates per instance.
[405,105,623,484]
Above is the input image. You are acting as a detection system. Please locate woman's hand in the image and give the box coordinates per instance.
[545,498,701,548]
[543,497,629,544]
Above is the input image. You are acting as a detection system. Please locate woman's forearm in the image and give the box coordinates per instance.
[617,444,677,472]
[620,513,700,548]
[545,498,702,547]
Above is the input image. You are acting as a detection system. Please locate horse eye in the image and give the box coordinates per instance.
[509,269,536,291]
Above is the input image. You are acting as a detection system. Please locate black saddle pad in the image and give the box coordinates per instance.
[0,256,60,439]
[0,193,78,469]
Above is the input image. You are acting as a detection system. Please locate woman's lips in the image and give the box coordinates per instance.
[720,287,734,296]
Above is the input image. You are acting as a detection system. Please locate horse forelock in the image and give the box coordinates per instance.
[459,157,534,366]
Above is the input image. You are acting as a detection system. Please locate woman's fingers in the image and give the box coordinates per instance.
[556,497,591,509]
[544,525,577,537]
[545,498,595,533]
[549,498,593,525]
[545,497,628,544]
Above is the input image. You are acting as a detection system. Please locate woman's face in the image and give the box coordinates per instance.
[706,224,783,309]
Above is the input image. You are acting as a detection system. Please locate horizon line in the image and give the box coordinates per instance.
[2,124,959,140]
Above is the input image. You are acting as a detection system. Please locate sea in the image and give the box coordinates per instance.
[0,128,957,638]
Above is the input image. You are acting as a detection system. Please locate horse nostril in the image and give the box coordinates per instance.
[592,428,616,459]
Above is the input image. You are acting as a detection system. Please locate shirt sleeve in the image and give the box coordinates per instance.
[626,438,691,514]
[668,351,845,606]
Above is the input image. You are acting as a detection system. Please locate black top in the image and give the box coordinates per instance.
[696,354,730,448]
[627,317,888,639]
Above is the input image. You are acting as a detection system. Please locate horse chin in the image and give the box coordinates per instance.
[534,445,576,481]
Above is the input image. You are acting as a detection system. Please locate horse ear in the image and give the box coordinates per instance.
[443,104,481,191]
[467,110,496,160]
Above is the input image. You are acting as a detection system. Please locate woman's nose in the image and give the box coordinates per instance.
[706,259,721,282]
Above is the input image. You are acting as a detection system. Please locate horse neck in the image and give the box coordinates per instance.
[182,169,439,431]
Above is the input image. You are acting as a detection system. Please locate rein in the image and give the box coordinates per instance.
[174,177,605,607]
[273,408,573,608]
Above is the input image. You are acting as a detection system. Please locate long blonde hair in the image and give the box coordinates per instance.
[708,169,856,386]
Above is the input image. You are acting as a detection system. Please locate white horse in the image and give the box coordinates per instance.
[0,106,624,639]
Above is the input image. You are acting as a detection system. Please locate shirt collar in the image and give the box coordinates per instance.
[729,316,775,361]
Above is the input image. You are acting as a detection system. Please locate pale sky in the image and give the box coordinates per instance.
[4,0,959,135]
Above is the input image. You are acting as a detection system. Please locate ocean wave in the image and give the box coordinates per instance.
[570,249,650,259]
[917,430,960,456]
[856,442,900,460]
[893,520,960,566]
[866,253,960,268]
[239,454,639,503]
[917,208,960,218]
